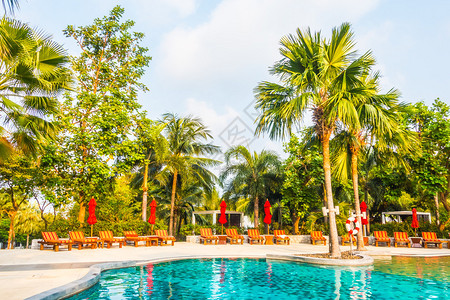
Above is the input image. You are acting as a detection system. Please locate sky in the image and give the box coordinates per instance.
[11,0,450,160]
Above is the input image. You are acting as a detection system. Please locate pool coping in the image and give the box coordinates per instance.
[267,253,374,266]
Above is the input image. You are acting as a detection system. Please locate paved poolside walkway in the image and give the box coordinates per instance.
[1,242,449,299]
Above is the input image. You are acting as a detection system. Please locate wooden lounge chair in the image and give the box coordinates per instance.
[422,232,443,249]
[124,231,155,247]
[394,232,411,248]
[273,230,290,245]
[374,231,391,247]
[69,231,98,250]
[247,229,264,245]
[99,231,125,248]
[39,232,73,252]
[155,229,176,246]
[341,235,356,246]
[199,228,218,245]
[311,231,327,245]
[225,228,244,244]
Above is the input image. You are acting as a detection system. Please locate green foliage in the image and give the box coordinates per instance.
[281,135,323,230]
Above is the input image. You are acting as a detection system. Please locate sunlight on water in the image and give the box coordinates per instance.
[69,257,450,299]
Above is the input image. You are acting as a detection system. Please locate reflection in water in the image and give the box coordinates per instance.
[266,261,272,286]
[146,264,153,296]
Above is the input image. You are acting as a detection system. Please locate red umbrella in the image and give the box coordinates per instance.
[219,200,227,234]
[87,197,97,237]
[412,208,419,236]
[263,200,272,234]
[148,199,157,234]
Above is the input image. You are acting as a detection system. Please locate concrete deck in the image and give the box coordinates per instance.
[1,242,449,299]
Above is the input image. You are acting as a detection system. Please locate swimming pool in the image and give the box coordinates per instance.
[69,257,450,299]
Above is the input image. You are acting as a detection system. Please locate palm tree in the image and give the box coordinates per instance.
[159,113,220,235]
[15,203,41,248]
[1,0,19,14]
[220,146,281,228]
[0,17,71,160]
[254,23,375,257]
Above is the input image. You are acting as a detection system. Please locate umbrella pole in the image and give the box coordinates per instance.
[152,224,154,235]
[91,224,93,237]
[222,224,223,235]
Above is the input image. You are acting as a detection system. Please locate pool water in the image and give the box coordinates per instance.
[69,257,450,299]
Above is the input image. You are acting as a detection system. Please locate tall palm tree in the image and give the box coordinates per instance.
[159,113,220,235]
[254,23,375,257]
[0,17,71,159]
[220,146,281,228]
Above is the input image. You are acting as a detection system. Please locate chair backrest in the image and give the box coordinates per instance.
[273,230,285,237]
[422,232,438,240]
[69,231,85,240]
[311,231,324,239]
[394,232,408,240]
[200,228,213,237]
[99,231,114,240]
[155,230,168,237]
[42,232,59,241]
[248,229,260,237]
[374,231,388,238]
[226,228,238,236]
[124,231,138,237]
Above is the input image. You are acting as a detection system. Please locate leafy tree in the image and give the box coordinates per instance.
[159,113,220,235]
[55,6,151,223]
[0,153,34,248]
[221,146,281,228]
[282,135,323,234]
[0,17,71,159]
[254,23,375,257]
[15,203,41,248]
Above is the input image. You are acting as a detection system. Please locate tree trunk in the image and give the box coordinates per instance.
[169,170,178,236]
[351,147,365,251]
[435,193,440,225]
[254,196,259,228]
[293,216,301,234]
[26,234,30,249]
[78,200,86,224]
[322,134,341,258]
[142,163,149,221]
[7,211,16,249]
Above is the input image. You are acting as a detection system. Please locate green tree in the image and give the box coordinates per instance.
[282,135,323,234]
[56,6,151,223]
[221,146,281,228]
[254,23,376,257]
[15,203,41,248]
[0,17,71,159]
[159,113,220,235]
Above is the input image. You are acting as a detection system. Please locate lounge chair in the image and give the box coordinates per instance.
[341,235,356,246]
[311,231,327,245]
[394,232,411,248]
[99,231,125,248]
[124,231,157,247]
[225,228,244,244]
[374,231,391,247]
[422,232,443,249]
[39,232,73,252]
[273,230,290,245]
[247,229,264,245]
[155,229,176,246]
[69,231,98,250]
[199,228,218,245]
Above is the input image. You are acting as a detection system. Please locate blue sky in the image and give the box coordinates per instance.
[12,0,450,159]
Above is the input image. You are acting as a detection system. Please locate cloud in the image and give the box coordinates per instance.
[157,0,379,90]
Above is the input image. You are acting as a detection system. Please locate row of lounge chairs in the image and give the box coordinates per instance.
[39,230,176,251]
[199,228,290,245]
[310,230,447,248]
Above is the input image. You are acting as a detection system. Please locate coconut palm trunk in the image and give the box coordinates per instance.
[322,132,341,258]
[169,170,178,236]
[142,163,149,221]
[350,144,365,250]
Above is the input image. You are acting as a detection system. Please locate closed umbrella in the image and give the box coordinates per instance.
[219,200,227,234]
[360,201,368,236]
[412,208,419,236]
[87,197,97,237]
[148,199,157,234]
[263,199,272,234]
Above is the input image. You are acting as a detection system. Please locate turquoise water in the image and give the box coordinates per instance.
[69,257,450,299]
